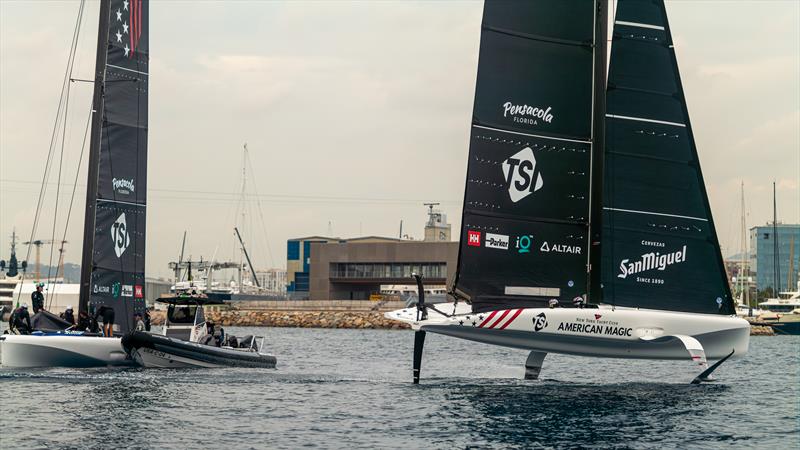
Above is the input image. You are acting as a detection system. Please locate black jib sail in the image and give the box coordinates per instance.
[452,0,607,313]
[78,0,148,332]
[601,0,733,314]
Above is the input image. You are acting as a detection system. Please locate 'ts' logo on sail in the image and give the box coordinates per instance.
[111,213,131,258]
[502,147,543,203]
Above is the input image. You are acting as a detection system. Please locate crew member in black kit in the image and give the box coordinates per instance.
[31,282,45,313]
[95,305,116,337]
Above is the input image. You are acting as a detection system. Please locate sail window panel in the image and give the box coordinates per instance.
[457,212,587,311]
[613,0,668,28]
[608,39,676,94]
[98,122,148,204]
[473,30,594,140]
[606,118,692,162]
[464,128,590,223]
[604,153,708,220]
[483,0,594,43]
[601,229,729,314]
[606,88,685,125]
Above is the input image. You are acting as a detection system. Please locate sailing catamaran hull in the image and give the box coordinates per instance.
[0,335,132,368]
[387,304,750,360]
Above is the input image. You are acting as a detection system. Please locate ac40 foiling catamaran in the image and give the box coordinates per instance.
[386,0,750,384]
[1,0,149,367]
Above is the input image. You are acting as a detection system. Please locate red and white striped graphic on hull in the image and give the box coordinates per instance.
[478,309,524,330]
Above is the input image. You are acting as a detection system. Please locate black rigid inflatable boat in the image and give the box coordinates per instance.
[122,331,276,368]
[121,294,276,368]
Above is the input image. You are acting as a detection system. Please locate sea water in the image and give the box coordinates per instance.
[0,328,797,449]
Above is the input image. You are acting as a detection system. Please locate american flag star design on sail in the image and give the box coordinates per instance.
[113,0,143,58]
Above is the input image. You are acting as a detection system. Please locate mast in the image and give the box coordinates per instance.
[78,0,111,315]
[240,144,247,287]
[739,181,748,306]
[587,0,608,304]
[235,227,260,288]
[773,181,780,295]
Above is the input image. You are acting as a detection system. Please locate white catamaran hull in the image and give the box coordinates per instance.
[0,335,132,368]
[386,303,750,360]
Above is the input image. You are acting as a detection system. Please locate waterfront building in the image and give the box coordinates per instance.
[256,268,287,294]
[286,236,457,300]
[749,223,800,294]
[423,204,451,242]
[287,205,457,300]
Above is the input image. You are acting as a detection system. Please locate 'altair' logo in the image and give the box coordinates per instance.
[502,101,554,126]
[111,213,131,258]
[617,245,687,279]
[112,178,135,195]
[502,147,543,203]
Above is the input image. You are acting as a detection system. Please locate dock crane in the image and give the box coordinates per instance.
[22,239,68,281]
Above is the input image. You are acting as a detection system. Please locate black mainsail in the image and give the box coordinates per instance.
[452,0,607,312]
[601,0,733,314]
[78,0,149,331]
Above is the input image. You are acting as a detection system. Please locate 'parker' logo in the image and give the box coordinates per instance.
[502,147,543,203]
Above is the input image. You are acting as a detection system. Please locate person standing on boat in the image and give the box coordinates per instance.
[133,313,145,332]
[143,308,151,332]
[94,305,115,337]
[9,304,32,334]
[31,283,45,313]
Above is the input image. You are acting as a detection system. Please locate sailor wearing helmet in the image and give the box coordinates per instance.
[9,304,32,334]
[31,282,45,313]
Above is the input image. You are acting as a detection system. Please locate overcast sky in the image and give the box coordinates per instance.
[1,0,798,279]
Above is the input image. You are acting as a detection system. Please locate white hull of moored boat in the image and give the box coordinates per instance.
[0,335,132,368]
[386,303,750,361]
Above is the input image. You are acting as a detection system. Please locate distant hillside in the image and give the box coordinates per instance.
[5,262,81,283]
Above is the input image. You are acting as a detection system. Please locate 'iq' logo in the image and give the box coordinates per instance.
[516,235,533,254]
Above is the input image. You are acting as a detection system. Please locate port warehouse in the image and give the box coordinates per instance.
[286,236,458,300]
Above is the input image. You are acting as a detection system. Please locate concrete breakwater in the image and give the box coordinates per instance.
[150,310,410,329]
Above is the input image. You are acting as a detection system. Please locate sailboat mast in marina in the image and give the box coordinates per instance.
[387,0,749,383]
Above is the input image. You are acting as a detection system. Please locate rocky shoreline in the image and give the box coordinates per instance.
[150,309,776,335]
[150,310,410,329]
